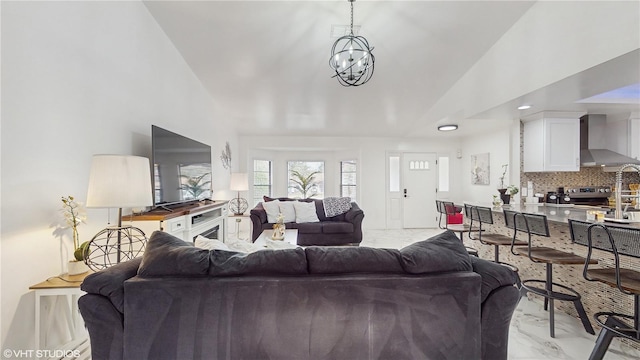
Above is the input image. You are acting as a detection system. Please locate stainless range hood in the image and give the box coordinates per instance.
[580,115,640,167]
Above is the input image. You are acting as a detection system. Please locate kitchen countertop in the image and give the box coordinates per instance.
[464,202,640,228]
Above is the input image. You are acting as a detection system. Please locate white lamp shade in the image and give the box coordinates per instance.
[86,155,153,208]
[229,173,249,192]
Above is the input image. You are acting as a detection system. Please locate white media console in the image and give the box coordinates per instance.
[124,200,228,243]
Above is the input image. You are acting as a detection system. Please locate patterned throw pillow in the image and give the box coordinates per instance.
[323,197,352,217]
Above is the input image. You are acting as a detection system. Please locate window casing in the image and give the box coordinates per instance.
[389,156,400,192]
[253,160,272,205]
[340,160,357,199]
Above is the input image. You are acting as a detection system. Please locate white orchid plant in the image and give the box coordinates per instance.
[60,196,89,261]
[498,164,519,195]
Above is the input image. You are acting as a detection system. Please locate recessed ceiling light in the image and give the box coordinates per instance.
[517,105,532,110]
[438,124,458,131]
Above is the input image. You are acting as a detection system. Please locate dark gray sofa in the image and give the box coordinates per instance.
[79,230,520,360]
[250,197,364,246]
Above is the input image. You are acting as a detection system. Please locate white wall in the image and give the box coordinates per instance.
[630,114,640,161]
[423,1,640,126]
[239,135,463,229]
[605,113,635,157]
[1,1,235,350]
[458,125,514,205]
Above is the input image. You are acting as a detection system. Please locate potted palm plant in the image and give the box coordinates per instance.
[289,170,320,199]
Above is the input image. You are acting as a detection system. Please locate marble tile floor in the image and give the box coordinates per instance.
[361,229,640,360]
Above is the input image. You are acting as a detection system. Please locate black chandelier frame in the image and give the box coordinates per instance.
[329,0,375,87]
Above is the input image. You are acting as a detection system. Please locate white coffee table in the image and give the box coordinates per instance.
[254,229,299,248]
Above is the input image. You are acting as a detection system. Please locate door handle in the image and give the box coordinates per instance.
[404,189,408,198]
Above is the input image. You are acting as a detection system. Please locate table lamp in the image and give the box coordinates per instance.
[229,172,249,215]
[85,155,153,270]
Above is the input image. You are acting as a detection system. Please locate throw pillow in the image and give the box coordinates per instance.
[293,201,320,223]
[138,231,210,277]
[278,201,296,223]
[194,236,230,251]
[399,230,472,274]
[263,196,295,202]
[323,197,352,217]
[225,237,264,253]
[262,200,281,223]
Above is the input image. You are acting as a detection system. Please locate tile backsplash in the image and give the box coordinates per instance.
[521,168,640,196]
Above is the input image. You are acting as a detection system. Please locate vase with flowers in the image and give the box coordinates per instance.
[497,164,519,204]
[61,196,90,275]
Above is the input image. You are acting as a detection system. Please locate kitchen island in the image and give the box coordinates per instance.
[485,203,640,227]
[461,202,640,350]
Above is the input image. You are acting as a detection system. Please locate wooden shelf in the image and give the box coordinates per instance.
[122,200,228,221]
[29,272,91,290]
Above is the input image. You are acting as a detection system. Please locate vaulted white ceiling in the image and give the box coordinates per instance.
[144,1,640,138]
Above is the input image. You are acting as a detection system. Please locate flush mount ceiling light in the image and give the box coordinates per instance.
[517,105,532,110]
[329,0,375,87]
[438,125,458,132]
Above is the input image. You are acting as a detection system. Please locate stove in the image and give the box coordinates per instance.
[564,186,612,206]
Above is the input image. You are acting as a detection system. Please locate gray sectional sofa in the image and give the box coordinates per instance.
[79,230,520,360]
[249,197,364,246]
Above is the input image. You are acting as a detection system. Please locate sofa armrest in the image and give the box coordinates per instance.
[470,256,520,360]
[81,257,143,313]
[79,294,125,360]
[480,285,520,360]
[345,202,364,223]
[250,203,268,241]
[469,256,519,302]
[345,202,365,241]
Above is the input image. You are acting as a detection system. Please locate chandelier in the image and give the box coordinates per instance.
[329,0,375,86]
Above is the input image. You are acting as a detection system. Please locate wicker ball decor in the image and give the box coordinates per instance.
[85,225,147,271]
[229,197,248,215]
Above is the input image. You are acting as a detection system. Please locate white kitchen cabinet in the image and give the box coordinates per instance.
[522,112,583,172]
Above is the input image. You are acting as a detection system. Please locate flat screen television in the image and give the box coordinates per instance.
[151,125,212,207]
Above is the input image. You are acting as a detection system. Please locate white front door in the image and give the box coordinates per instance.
[402,153,438,228]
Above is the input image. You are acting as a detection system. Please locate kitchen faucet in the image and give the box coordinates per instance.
[615,164,640,219]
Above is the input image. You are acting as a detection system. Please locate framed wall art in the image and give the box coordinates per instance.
[471,153,490,185]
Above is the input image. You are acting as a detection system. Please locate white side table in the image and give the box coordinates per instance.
[227,213,251,241]
[29,272,90,351]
